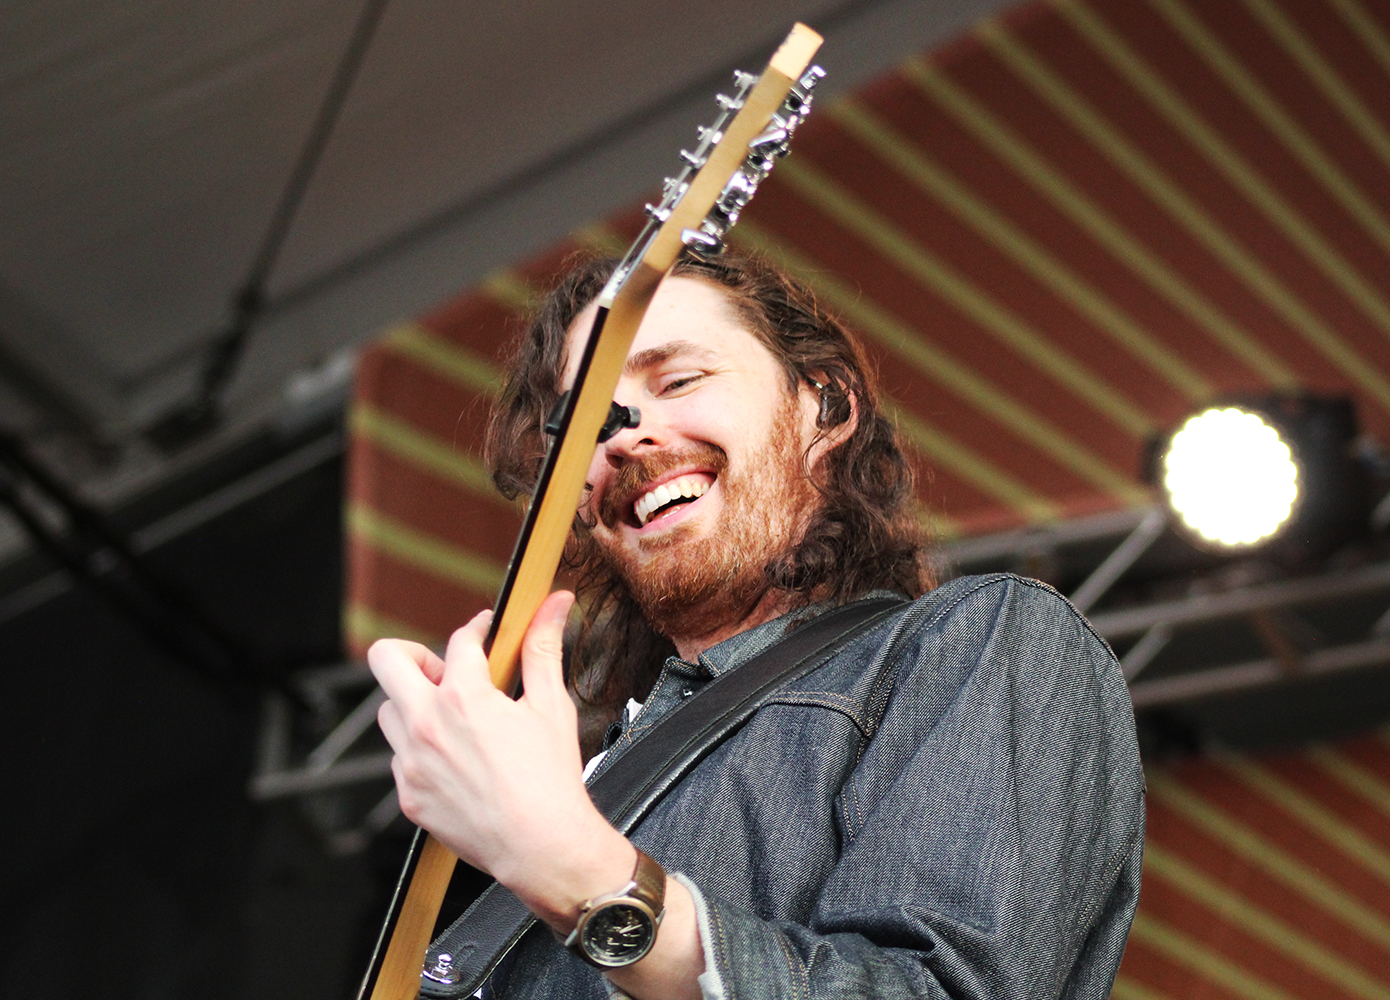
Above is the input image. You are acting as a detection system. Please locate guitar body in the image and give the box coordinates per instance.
[356,25,825,1000]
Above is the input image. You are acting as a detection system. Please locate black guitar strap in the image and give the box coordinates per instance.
[419,595,907,997]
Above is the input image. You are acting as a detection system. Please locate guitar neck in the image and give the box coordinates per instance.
[482,259,666,690]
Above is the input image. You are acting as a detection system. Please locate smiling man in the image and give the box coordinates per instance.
[563,275,832,656]
[369,254,1145,1000]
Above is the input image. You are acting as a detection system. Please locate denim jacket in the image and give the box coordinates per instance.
[489,574,1145,1000]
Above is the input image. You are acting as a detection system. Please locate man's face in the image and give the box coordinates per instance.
[561,277,824,640]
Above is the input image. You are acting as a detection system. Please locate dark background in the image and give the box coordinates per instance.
[0,419,395,1000]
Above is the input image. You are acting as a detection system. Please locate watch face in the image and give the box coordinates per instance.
[579,901,656,966]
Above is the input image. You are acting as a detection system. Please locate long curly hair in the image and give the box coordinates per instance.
[485,253,934,714]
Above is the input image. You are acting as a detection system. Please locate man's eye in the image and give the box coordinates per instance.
[660,374,703,394]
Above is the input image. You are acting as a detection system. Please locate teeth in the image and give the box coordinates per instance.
[634,475,710,526]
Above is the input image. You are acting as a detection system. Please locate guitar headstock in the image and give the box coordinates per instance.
[677,63,826,255]
[602,24,825,299]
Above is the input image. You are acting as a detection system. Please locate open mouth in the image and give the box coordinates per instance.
[634,474,711,527]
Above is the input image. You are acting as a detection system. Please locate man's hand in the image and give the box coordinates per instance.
[369,590,705,999]
[368,590,632,928]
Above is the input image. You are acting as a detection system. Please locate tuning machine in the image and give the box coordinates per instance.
[644,63,826,258]
[683,63,825,257]
[641,69,760,226]
[680,228,723,254]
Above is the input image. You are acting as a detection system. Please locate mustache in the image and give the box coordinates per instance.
[596,444,728,529]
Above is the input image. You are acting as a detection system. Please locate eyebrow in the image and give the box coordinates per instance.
[622,340,719,377]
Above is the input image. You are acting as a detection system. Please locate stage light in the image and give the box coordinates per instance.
[1151,395,1371,561]
[1161,407,1298,547]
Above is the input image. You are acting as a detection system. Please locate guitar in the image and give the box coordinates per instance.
[357,24,825,1000]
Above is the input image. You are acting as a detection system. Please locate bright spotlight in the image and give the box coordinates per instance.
[1152,395,1373,561]
[1161,407,1298,547]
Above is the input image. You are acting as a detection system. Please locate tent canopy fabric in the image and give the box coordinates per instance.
[0,0,1002,477]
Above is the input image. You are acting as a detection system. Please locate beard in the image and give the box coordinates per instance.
[588,398,818,642]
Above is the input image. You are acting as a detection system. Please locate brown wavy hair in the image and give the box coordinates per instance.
[485,253,934,714]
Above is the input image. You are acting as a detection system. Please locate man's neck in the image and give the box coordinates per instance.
[669,589,797,662]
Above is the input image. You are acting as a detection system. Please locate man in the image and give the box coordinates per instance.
[369,254,1144,1000]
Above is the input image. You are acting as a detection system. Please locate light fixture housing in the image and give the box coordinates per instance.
[1150,395,1370,562]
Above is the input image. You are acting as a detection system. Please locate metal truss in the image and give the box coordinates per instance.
[1090,558,1390,708]
[249,662,399,854]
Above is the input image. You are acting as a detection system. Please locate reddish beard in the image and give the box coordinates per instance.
[588,399,817,643]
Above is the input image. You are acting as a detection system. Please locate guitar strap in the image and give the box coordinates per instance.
[419,594,908,998]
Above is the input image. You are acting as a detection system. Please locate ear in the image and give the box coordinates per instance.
[799,375,858,468]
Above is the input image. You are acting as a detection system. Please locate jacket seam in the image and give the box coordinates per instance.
[1075,796,1146,929]
[706,901,734,1000]
[762,691,870,733]
[773,929,808,1000]
[623,661,676,741]
[858,575,1012,738]
[1007,574,1118,659]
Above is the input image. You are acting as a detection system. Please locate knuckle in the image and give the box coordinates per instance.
[404,715,438,747]
[438,684,470,715]
[396,787,423,823]
[396,755,428,789]
[525,626,564,656]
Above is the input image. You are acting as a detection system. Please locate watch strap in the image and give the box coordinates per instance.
[629,847,665,912]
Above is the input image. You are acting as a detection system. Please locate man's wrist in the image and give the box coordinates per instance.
[504,825,637,933]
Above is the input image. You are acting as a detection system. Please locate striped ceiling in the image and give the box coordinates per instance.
[1122,728,1390,1000]
[346,0,1390,651]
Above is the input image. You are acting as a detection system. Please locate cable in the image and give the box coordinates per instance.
[157,0,394,446]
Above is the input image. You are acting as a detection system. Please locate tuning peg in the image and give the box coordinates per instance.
[680,149,706,168]
[711,170,758,230]
[716,93,744,111]
[781,65,825,118]
[733,70,758,89]
[681,228,724,255]
[748,127,789,154]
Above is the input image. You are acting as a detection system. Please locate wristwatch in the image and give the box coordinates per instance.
[563,847,666,968]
